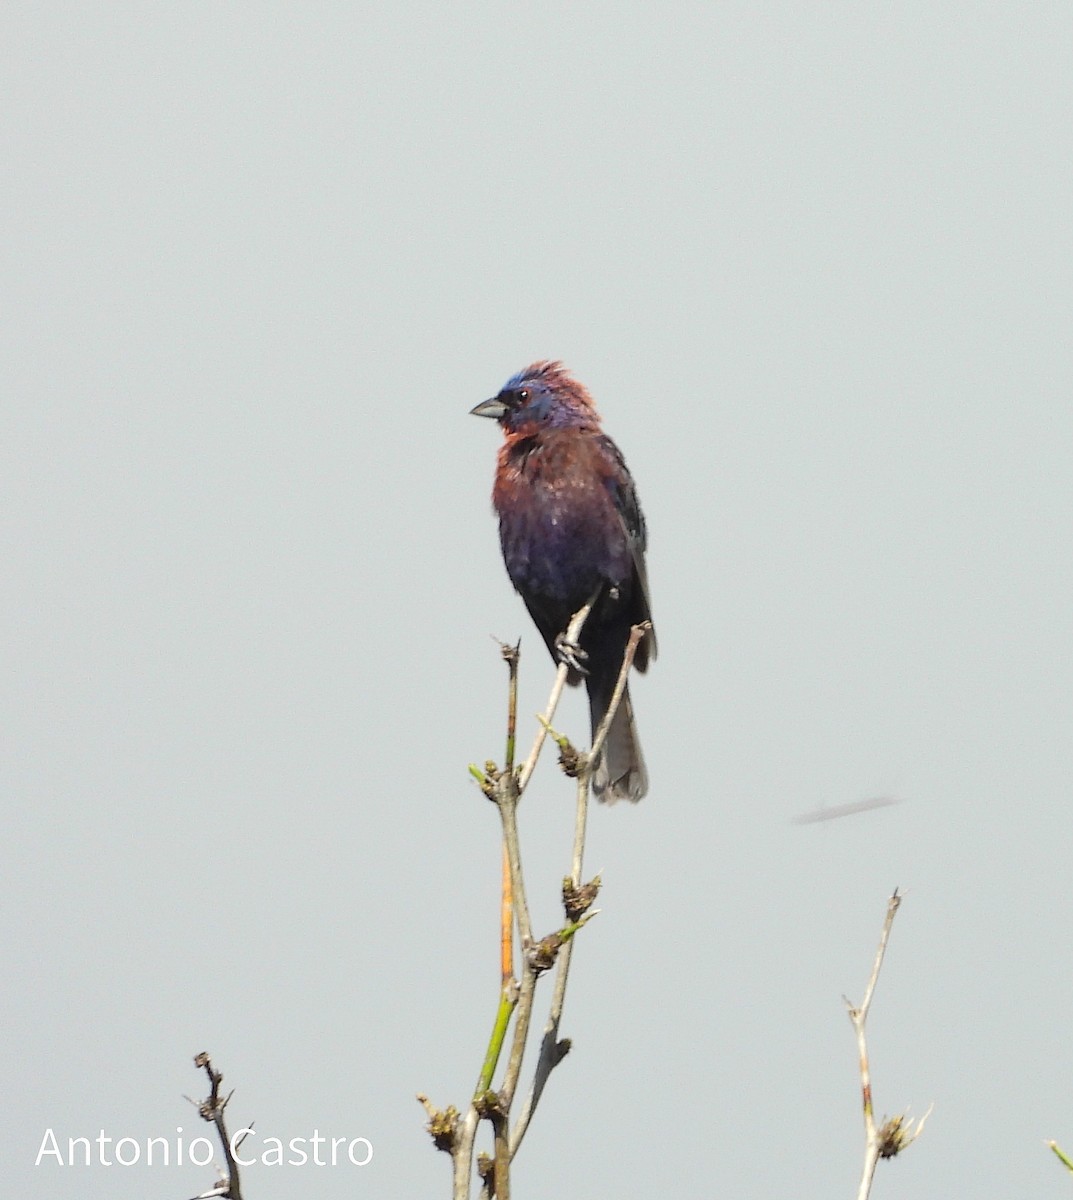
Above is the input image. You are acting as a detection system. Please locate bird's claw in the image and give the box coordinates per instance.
[554,633,589,675]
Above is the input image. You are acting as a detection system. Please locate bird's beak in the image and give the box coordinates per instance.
[470,396,507,419]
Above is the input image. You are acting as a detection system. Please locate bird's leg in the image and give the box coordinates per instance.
[554,629,589,675]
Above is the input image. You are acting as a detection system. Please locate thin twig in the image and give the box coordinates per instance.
[502,639,520,774]
[501,641,519,987]
[500,617,642,1127]
[846,890,930,1200]
[448,608,594,1200]
[452,1107,478,1200]
[191,1053,243,1200]
[506,774,589,1158]
[587,621,651,772]
[474,990,516,1098]
[492,600,600,1115]
[491,1112,510,1200]
[508,622,647,1157]
[516,597,596,794]
[500,842,513,987]
[497,770,533,950]
[442,600,641,1199]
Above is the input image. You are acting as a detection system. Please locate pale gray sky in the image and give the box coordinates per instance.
[4,4,1072,1197]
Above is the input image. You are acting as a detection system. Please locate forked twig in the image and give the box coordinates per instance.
[424,601,645,1199]
[845,890,931,1200]
[508,620,648,1157]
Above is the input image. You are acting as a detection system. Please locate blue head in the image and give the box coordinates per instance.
[471,361,601,436]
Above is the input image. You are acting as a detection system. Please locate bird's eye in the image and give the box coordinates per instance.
[518,389,529,403]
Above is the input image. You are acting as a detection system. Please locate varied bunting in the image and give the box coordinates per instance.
[471,361,656,802]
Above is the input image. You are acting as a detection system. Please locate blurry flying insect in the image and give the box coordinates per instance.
[791,796,903,825]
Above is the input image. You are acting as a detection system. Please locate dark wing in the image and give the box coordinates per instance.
[598,434,657,672]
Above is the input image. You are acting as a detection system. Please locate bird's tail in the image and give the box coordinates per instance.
[588,681,648,803]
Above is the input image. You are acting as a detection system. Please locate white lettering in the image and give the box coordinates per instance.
[33,1126,373,1168]
[146,1136,169,1165]
[231,1128,256,1167]
[35,1129,64,1166]
[348,1137,373,1166]
[69,1136,92,1166]
[114,1138,140,1166]
[188,1137,215,1167]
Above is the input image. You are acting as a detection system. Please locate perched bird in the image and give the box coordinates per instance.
[471,361,656,802]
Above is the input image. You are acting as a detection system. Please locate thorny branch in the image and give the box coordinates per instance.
[845,890,932,1200]
[421,602,647,1199]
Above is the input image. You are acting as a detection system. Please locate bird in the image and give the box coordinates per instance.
[471,361,656,802]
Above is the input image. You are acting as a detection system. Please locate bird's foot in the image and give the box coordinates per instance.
[554,632,589,675]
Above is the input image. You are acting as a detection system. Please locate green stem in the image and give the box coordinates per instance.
[475,987,517,1099]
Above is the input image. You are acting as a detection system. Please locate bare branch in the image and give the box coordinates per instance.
[516,596,596,794]
[845,891,930,1200]
[587,621,650,770]
[190,1053,244,1200]
[506,625,645,1157]
[437,601,640,1198]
